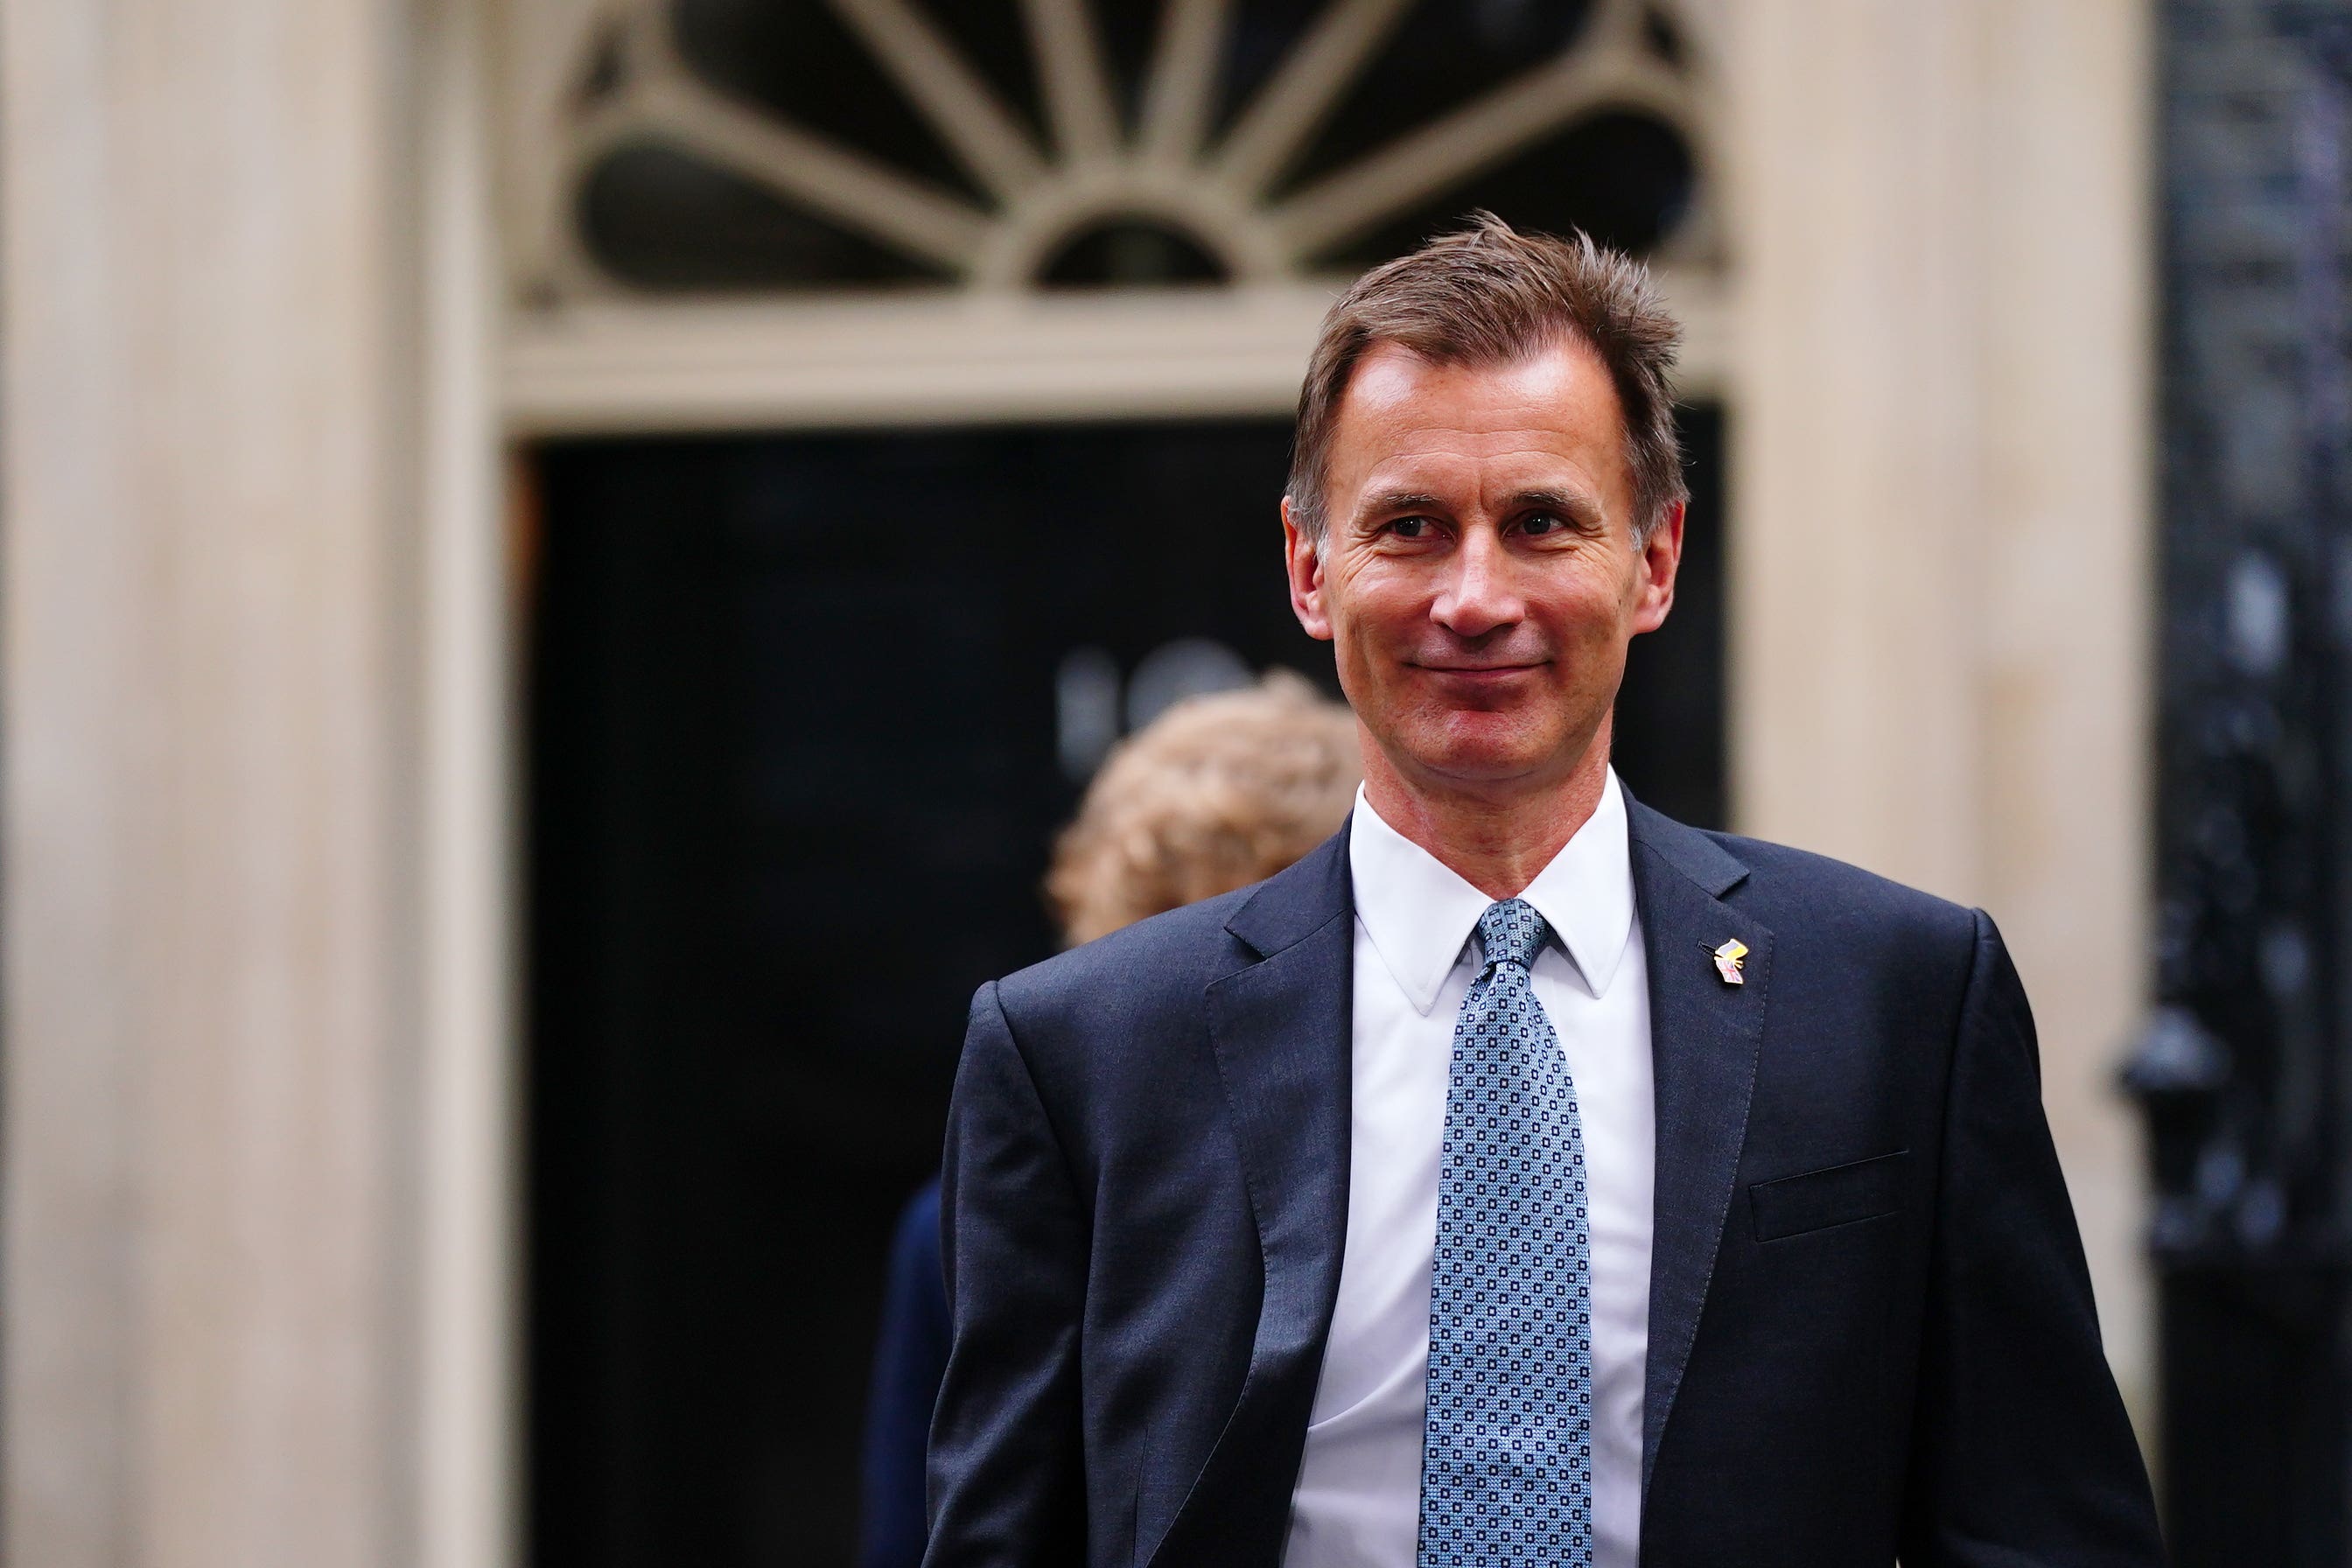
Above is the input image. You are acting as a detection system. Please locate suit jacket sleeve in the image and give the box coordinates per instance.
[923,981,1088,1568]
[1896,911,2163,1565]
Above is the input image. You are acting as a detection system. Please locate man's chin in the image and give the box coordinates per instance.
[1393,726,1564,792]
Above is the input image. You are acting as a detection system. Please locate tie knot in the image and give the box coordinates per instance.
[1477,899,1550,974]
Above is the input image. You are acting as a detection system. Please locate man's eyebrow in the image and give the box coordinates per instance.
[1354,489,1447,521]
[1506,486,1603,520]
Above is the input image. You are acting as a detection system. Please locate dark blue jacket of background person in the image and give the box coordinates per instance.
[863,1178,949,1568]
[924,801,2163,1567]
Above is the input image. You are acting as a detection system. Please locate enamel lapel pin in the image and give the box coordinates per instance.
[1711,938,1748,986]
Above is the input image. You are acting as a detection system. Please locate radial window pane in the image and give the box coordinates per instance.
[581,142,958,290]
[1269,0,1598,199]
[672,0,991,208]
[913,0,1049,145]
[1208,0,1325,143]
[1304,110,1697,271]
[1037,217,1233,287]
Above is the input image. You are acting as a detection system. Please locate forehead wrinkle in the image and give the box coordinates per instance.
[1328,343,1635,522]
[1358,427,1606,498]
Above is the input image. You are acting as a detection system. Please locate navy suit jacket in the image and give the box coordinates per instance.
[926,802,2161,1566]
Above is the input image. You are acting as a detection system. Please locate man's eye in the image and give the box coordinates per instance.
[1522,511,1565,536]
[1390,516,1433,539]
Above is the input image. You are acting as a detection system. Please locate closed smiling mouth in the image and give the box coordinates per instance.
[1413,662,1545,676]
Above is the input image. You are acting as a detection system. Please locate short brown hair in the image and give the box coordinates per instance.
[1286,213,1688,543]
[1045,671,1360,946]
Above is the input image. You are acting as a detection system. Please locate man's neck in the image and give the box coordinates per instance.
[1359,739,1611,902]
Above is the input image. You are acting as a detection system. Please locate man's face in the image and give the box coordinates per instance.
[1284,339,1683,801]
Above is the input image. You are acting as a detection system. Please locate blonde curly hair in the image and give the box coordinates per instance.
[1046,670,1362,946]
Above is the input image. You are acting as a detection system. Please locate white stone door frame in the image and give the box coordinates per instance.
[420,3,521,1565]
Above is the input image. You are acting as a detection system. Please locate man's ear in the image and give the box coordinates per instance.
[1283,498,1334,642]
[1631,499,1685,635]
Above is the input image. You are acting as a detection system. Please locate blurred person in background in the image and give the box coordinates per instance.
[927,218,2160,1566]
[858,672,1360,1568]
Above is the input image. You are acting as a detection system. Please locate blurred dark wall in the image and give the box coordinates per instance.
[2134,7,2352,1563]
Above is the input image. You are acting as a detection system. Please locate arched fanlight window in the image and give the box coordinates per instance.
[534,0,1715,300]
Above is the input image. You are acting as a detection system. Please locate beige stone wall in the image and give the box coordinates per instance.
[1726,0,2156,1421]
[0,0,513,1564]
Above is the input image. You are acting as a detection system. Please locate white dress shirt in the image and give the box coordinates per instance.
[1281,769,1654,1568]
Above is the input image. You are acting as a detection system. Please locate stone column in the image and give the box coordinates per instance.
[0,0,511,1564]
[1726,0,2156,1414]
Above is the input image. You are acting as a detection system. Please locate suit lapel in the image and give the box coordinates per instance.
[1147,827,1354,1565]
[1627,802,1773,1497]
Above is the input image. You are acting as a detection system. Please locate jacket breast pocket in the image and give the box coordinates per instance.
[1748,1150,1910,1242]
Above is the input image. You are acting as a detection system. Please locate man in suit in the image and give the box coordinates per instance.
[925,216,2161,1567]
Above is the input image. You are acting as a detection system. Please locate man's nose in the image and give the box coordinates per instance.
[1431,527,1523,637]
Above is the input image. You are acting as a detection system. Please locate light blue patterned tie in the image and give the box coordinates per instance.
[1420,898,1593,1566]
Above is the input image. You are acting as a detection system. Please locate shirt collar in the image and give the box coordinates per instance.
[1348,768,1637,1016]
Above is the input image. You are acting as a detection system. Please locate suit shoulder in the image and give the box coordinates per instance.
[990,883,1259,1032]
[1693,828,1981,949]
